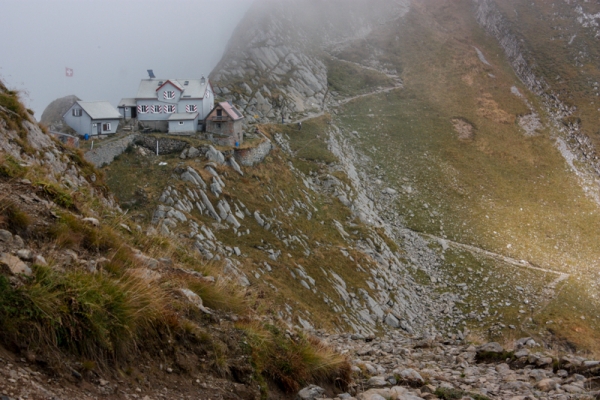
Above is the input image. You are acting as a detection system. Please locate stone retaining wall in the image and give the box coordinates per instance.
[135,135,188,155]
[84,134,136,167]
[234,139,272,166]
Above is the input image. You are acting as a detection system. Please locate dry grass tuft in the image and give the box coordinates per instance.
[0,265,168,362]
[237,321,351,393]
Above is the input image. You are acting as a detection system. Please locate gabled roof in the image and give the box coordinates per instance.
[67,101,121,120]
[156,79,183,92]
[168,112,199,121]
[215,101,244,121]
[136,78,210,99]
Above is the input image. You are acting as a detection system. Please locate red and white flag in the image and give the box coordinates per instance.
[65,67,73,77]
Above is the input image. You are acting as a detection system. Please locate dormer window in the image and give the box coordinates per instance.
[158,81,163,86]
[164,90,175,100]
[184,81,189,85]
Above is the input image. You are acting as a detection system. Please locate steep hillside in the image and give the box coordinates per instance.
[0,83,353,399]
[210,0,600,355]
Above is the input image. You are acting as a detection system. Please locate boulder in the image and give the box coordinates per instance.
[187,147,200,158]
[296,384,325,400]
[179,288,212,314]
[83,217,100,227]
[384,313,400,328]
[367,376,389,387]
[229,157,244,176]
[477,342,504,354]
[0,253,32,276]
[206,145,225,164]
[16,249,34,261]
[535,378,558,392]
[399,368,424,385]
[0,229,13,243]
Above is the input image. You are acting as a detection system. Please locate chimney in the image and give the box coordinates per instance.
[201,75,206,85]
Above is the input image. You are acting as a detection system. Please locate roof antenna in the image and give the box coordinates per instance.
[147,69,155,79]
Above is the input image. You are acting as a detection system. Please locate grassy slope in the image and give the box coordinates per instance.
[332,0,600,350]
[104,124,383,334]
[495,0,600,138]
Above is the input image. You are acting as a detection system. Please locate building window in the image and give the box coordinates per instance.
[165,105,176,113]
[152,105,162,113]
[164,90,175,99]
[138,105,149,113]
[216,109,222,117]
[185,104,197,112]
[102,123,111,131]
[72,108,82,117]
[179,121,184,125]
[217,123,221,129]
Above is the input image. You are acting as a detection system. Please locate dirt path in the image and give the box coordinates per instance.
[418,231,570,279]
[290,83,403,125]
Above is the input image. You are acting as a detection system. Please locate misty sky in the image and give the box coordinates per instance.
[0,0,255,119]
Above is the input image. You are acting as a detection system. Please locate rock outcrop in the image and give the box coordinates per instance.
[211,0,409,122]
[39,94,80,128]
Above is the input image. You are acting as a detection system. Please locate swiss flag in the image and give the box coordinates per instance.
[65,67,73,77]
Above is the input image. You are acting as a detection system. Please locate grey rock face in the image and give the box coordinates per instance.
[206,146,225,164]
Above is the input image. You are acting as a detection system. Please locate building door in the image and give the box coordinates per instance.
[97,123,102,135]
[131,106,137,119]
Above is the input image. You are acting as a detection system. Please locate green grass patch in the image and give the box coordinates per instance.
[325,57,395,97]
[275,116,338,163]
[37,181,75,210]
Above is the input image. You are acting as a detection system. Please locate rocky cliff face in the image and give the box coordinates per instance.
[210,0,409,121]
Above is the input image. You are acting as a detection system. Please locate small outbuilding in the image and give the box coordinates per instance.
[63,101,121,136]
[168,112,199,134]
[205,101,245,146]
[117,98,137,120]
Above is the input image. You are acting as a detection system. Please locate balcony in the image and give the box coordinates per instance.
[209,116,230,121]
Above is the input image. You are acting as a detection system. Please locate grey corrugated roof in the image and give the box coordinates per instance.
[168,112,199,121]
[76,101,121,119]
[118,98,137,107]
[136,78,209,99]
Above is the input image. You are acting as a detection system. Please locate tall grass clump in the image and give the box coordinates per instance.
[0,155,26,179]
[0,265,168,362]
[47,212,118,252]
[238,321,351,394]
[186,276,247,314]
[0,199,31,235]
